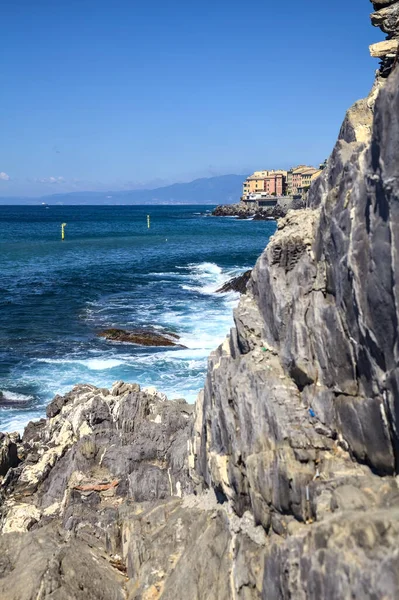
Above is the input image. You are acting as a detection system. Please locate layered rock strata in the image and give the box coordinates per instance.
[0,384,270,599]
[0,383,196,598]
[192,25,399,600]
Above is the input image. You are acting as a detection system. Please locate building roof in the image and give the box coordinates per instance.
[310,169,323,179]
[290,165,317,175]
[246,169,287,180]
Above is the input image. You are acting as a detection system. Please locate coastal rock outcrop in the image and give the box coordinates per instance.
[216,270,252,294]
[1,383,193,530]
[0,383,197,598]
[98,328,184,347]
[212,199,304,220]
[0,384,267,599]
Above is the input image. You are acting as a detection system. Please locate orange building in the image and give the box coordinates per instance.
[242,170,287,197]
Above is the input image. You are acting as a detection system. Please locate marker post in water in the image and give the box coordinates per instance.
[61,223,67,241]
[147,215,150,229]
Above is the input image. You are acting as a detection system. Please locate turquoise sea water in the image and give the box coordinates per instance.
[0,205,276,431]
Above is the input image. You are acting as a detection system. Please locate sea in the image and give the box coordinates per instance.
[0,205,276,432]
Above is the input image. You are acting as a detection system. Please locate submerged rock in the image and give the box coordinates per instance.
[98,327,185,347]
[0,391,31,408]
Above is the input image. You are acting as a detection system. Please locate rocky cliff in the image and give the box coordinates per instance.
[1,3,399,599]
[192,66,399,600]
[193,2,399,595]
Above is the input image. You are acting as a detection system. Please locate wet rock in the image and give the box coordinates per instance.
[98,327,185,347]
[216,270,252,294]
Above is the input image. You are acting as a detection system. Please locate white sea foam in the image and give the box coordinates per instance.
[1,413,33,435]
[82,358,125,370]
[0,390,34,403]
[181,262,249,299]
[37,357,125,370]
[1,260,252,431]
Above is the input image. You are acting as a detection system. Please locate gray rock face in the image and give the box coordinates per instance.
[216,270,252,294]
[3,382,193,522]
[0,384,268,599]
[0,383,197,598]
[0,524,127,600]
[191,54,399,600]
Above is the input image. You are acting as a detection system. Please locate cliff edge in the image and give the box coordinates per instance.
[192,1,399,596]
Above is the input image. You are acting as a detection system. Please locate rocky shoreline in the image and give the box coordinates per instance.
[1,3,399,598]
[212,198,305,220]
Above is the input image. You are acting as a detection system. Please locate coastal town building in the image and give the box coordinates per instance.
[286,165,305,197]
[242,170,287,198]
[242,164,323,205]
[286,165,320,195]
[265,171,287,196]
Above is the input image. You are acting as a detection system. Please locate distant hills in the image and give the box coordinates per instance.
[0,174,246,205]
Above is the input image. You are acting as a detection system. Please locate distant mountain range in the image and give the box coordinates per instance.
[0,174,246,205]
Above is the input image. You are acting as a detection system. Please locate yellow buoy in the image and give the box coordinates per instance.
[147,215,150,229]
[61,223,67,240]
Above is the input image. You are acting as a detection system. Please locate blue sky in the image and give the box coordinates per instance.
[0,0,383,196]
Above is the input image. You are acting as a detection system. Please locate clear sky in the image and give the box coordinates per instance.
[1,0,383,197]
